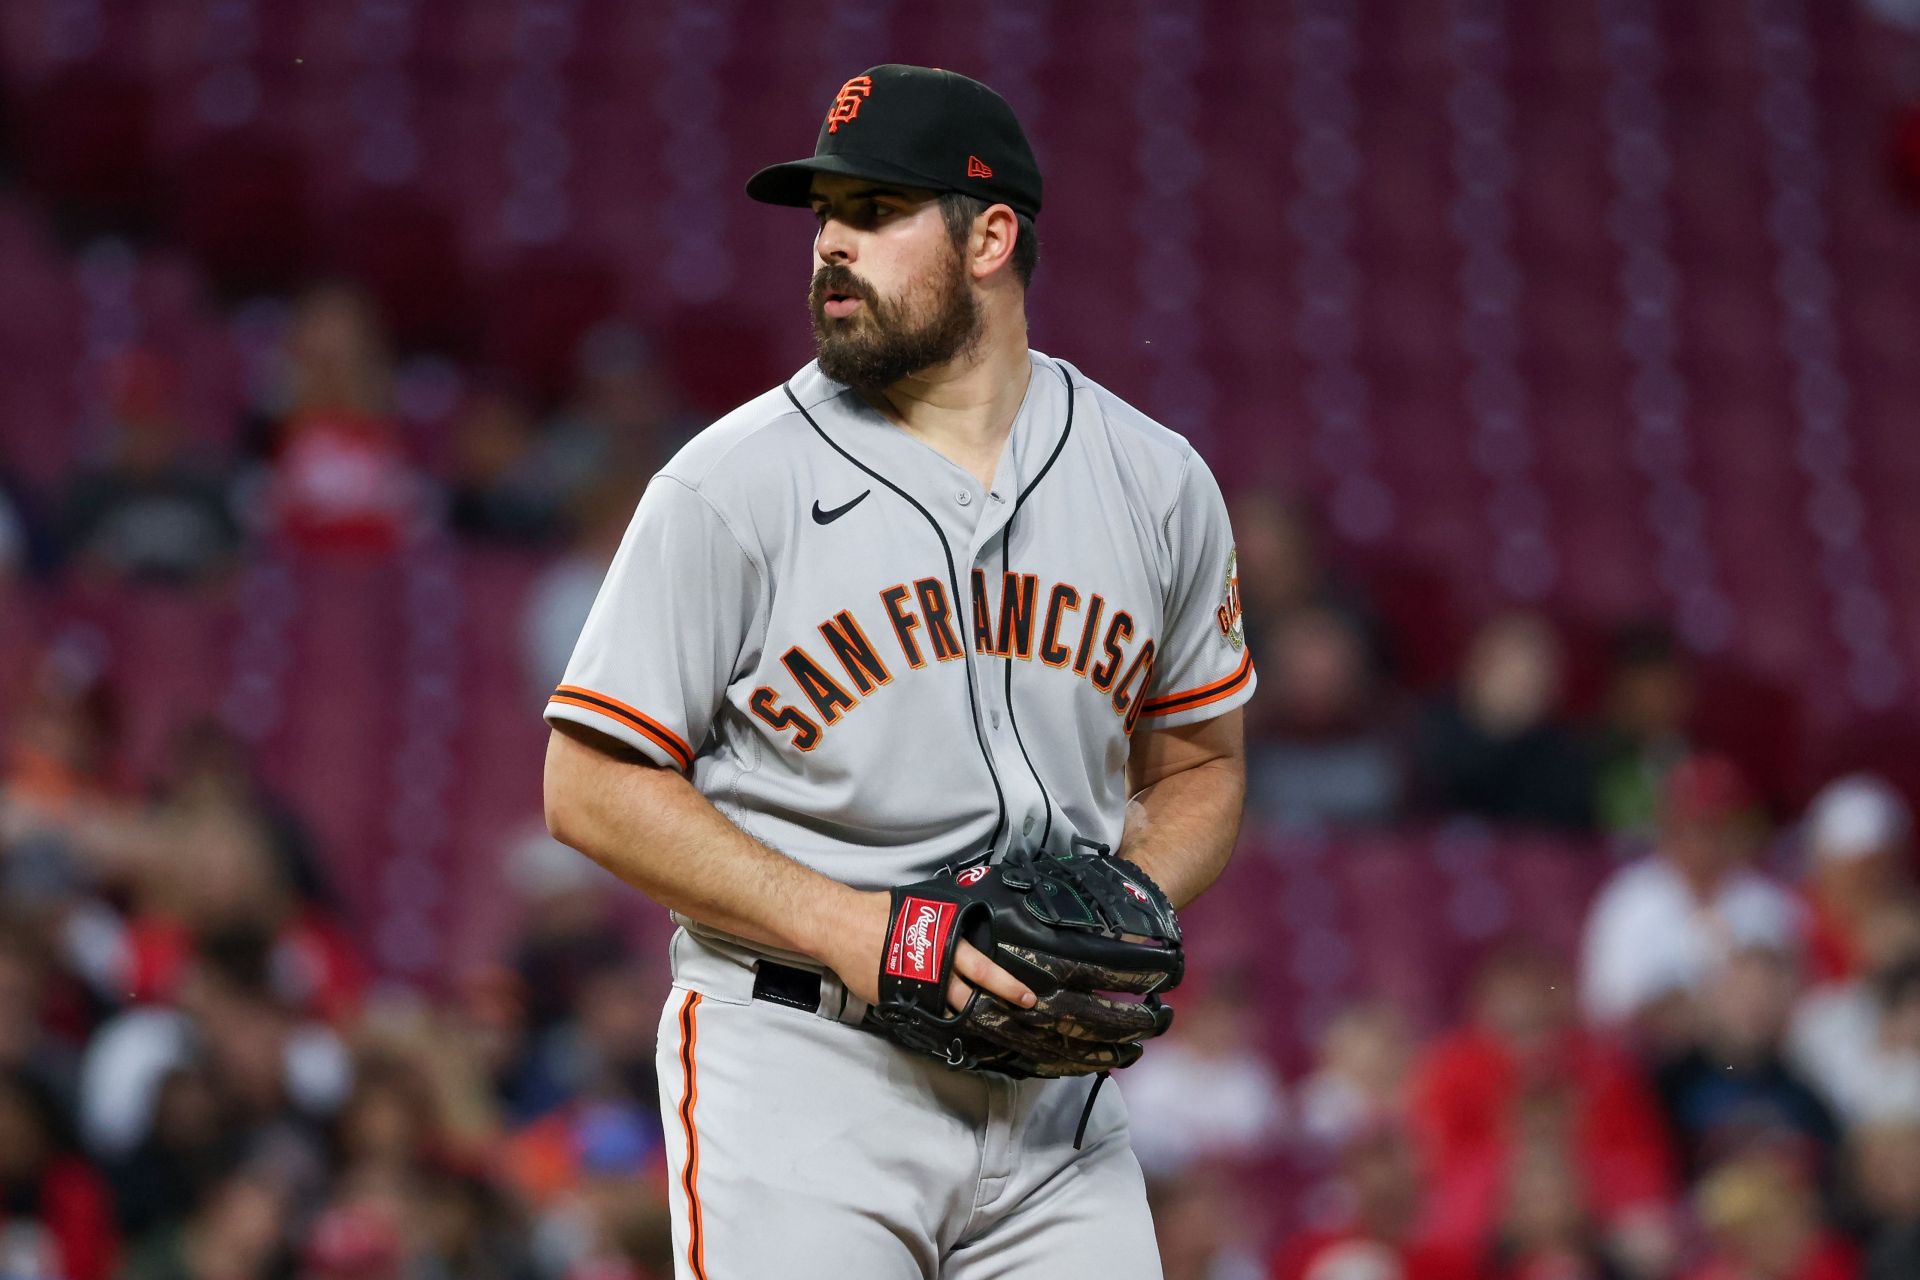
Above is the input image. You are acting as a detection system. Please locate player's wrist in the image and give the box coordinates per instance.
[798,883,889,993]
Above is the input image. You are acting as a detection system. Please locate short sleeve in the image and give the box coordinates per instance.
[544,475,762,770]
[1137,451,1256,728]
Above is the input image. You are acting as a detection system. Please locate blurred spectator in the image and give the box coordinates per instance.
[1296,1002,1415,1152]
[298,1196,403,1280]
[445,964,561,1129]
[350,994,506,1164]
[1580,756,1801,1036]
[120,763,365,1022]
[1270,1125,1473,1280]
[58,349,240,588]
[1482,1135,1629,1280]
[300,1038,538,1273]
[537,323,676,507]
[117,1160,292,1280]
[1245,605,1402,829]
[0,1067,117,1280]
[1227,494,1383,658]
[1122,971,1288,1179]
[1686,1153,1857,1280]
[411,1164,542,1280]
[250,284,424,553]
[522,470,646,702]
[503,959,662,1212]
[1800,956,1920,1129]
[1790,899,1920,1125]
[108,725,364,1028]
[1651,944,1841,1189]
[0,638,130,857]
[1854,1120,1920,1280]
[448,385,566,547]
[1798,775,1915,987]
[177,956,349,1167]
[0,920,79,1109]
[508,833,635,1042]
[1149,1167,1268,1280]
[1407,944,1677,1265]
[155,719,340,920]
[524,1113,672,1280]
[331,1050,445,1187]
[305,1164,543,1280]
[1592,625,1696,838]
[106,1063,235,1242]
[77,942,348,1174]
[1412,613,1595,831]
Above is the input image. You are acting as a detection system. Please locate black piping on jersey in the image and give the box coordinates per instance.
[783,382,1009,856]
[997,363,1077,850]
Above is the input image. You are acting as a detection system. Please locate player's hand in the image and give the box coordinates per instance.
[823,889,1035,1013]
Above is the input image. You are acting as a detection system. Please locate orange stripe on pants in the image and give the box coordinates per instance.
[676,991,707,1279]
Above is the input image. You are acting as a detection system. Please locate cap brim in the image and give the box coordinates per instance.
[745,154,954,207]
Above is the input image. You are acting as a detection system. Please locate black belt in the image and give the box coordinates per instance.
[751,960,823,1014]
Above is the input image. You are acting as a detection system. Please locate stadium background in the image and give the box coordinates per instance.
[2,1,1920,1277]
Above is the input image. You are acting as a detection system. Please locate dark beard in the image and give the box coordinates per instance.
[809,250,982,393]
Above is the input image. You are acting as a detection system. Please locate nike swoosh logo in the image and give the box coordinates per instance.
[811,490,871,525]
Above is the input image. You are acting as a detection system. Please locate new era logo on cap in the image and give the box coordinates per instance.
[967,155,993,179]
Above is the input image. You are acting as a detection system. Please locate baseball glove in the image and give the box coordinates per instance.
[866,837,1183,1081]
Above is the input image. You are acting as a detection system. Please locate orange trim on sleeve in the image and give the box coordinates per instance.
[548,685,694,770]
[675,991,707,1279]
[1139,650,1255,717]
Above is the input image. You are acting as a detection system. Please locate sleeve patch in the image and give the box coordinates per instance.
[1215,546,1245,651]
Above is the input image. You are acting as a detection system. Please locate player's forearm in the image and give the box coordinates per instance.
[542,727,869,963]
[1115,755,1246,909]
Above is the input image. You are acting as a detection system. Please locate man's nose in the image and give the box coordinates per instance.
[815,217,856,264]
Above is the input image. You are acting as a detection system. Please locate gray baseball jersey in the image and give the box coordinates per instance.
[546,350,1253,896]
[546,349,1253,1278]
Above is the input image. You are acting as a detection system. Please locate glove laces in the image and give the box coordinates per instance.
[1072,1070,1109,1151]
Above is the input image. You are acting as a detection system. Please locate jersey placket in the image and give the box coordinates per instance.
[960,470,1052,853]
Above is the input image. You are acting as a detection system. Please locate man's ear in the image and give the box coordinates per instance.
[969,203,1020,281]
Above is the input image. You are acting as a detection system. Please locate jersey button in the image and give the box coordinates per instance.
[990,710,1002,729]
[956,490,972,506]
[1023,816,1035,835]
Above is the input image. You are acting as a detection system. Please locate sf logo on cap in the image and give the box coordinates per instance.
[826,76,873,133]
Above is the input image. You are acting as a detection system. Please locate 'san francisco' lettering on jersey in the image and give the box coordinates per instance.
[748,573,1158,753]
[544,352,1257,895]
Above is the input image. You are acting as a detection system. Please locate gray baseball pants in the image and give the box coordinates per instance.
[654,928,1164,1279]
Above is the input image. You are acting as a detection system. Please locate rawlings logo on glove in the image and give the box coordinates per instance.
[886,898,954,982]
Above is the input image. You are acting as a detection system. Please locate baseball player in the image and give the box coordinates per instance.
[542,64,1254,1278]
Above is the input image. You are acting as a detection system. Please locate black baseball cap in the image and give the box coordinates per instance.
[746,64,1043,220]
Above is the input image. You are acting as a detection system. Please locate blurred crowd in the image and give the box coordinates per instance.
[1236,496,1724,842]
[0,280,1918,1280]
[1133,759,1920,1280]
[0,651,680,1280]
[0,283,688,1280]
[0,281,677,701]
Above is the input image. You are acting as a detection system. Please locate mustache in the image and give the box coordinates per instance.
[810,265,873,308]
